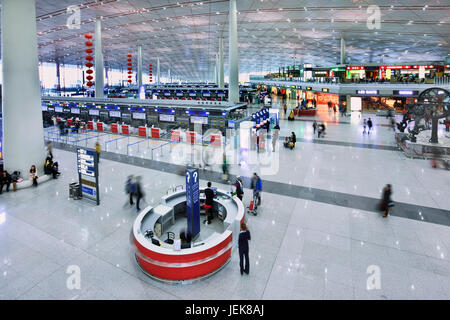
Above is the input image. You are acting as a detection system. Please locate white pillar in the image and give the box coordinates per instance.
[215,53,219,84]
[168,68,171,83]
[137,45,143,87]
[214,61,217,84]
[157,58,160,85]
[228,0,239,102]
[95,18,104,97]
[1,0,46,173]
[340,38,346,65]
[219,38,225,87]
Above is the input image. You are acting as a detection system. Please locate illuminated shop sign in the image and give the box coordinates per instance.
[322,88,329,93]
[393,90,419,96]
[412,65,435,69]
[356,90,379,95]
[444,65,450,68]
[305,86,312,90]
[346,66,365,70]
[379,65,411,70]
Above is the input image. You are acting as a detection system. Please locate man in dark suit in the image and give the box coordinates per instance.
[238,222,251,275]
[203,182,215,224]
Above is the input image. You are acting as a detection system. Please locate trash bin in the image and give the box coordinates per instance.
[69,183,81,199]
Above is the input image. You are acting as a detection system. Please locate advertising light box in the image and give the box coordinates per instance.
[159,114,175,122]
[110,111,121,118]
[71,108,80,114]
[132,112,146,120]
[88,109,100,116]
[55,107,63,113]
[190,116,208,124]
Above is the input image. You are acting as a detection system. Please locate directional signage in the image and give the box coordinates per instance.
[186,168,200,239]
[77,148,100,205]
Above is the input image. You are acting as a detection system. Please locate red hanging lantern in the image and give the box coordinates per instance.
[84,35,94,87]
[128,71,132,74]
[127,54,132,57]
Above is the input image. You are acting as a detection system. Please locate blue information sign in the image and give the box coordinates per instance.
[77,147,100,205]
[185,168,200,239]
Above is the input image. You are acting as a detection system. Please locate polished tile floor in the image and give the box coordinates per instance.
[1,101,449,299]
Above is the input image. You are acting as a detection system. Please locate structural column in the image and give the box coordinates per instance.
[168,68,171,84]
[157,58,160,85]
[95,18,104,97]
[219,38,225,87]
[340,38,346,65]
[56,60,61,91]
[137,45,143,87]
[228,0,239,102]
[216,53,220,84]
[1,0,46,173]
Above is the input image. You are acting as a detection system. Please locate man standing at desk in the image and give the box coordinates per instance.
[203,182,215,225]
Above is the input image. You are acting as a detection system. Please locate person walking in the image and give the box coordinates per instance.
[362,119,367,134]
[380,184,393,218]
[238,222,251,275]
[283,104,287,117]
[272,124,280,152]
[125,175,135,206]
[313,121,317,135]
[318,123,326,138]
[95,141,101,163]
[367,118,373,134]
[134,176,144,212]
[232,176,244,201]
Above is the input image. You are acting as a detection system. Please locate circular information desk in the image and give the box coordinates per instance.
[132,188,245,283]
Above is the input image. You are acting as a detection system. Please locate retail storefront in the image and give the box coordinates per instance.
[353,89,418,112]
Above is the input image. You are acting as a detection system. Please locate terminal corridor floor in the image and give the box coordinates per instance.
[2,106,450,299]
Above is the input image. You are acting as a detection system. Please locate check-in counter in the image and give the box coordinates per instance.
[132,188,244,282]
[138,126,148,138]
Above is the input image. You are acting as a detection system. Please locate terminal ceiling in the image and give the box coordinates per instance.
[6,0,450,81]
